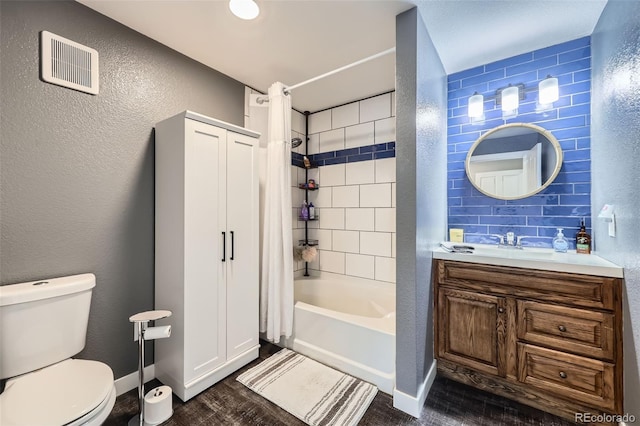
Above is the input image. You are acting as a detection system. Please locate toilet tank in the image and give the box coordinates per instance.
[0,273,95,379]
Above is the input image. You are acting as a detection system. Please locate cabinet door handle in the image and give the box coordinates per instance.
[230,231,235,260]
[559,371,567,379]
[222,232,226,262]
[558,325,567,332]
[498,307,505,313]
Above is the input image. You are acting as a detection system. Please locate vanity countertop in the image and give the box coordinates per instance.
[433,243,623,278]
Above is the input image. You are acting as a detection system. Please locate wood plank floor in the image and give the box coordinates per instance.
[106,341,579,425]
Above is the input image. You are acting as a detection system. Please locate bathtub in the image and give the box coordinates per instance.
[284,273,396,394]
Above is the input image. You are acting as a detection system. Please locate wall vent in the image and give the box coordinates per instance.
[40,31,99,95]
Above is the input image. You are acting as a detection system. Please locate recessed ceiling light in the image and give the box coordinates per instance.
[229,0,260,20]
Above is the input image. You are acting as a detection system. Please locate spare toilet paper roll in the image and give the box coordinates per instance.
[144,385,173,425]
[143,325,171,340]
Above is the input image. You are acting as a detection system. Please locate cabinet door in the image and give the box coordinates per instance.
[437,287,507,376]
[183,119,227,382]
[225,131,259,359]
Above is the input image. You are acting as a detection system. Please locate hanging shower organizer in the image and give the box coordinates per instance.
[297,111,319,277]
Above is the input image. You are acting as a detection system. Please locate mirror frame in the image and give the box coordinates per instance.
[465,123,563,200]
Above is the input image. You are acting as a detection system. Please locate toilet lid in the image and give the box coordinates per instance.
[0,359,114,426]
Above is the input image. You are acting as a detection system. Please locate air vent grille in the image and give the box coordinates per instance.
[41,31,99,95]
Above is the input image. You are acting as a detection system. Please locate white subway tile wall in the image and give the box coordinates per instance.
[309,109,331,134]
[332,186,359,208]
[374,117,396,144]
[319,128,345,152]
[345,253,375,279]
[360,183,392,208]
[360,93,391,122]
[346,161,375,185]
[332,230,360,253]
[345,208,375,231]
[320,163,346,187]
[345,122,375,149]
[332,102,359,129]
[246,90,397,281]
[307,133,320,155]
[319,250,345,274]
[304,93,396,282]
[375,157,396,183]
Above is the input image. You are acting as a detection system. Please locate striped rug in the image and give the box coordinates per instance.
[237,348,378,426]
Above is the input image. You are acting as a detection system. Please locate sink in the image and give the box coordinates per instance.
[471,245,556,261]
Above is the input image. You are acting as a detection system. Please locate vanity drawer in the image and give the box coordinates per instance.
[517,343,616,412]
[517,300,614,361]
[436,260,616,310]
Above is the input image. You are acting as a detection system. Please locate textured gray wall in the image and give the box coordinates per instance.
[395,7,447,397]
[591,0,640,417]
[0,1,245,378]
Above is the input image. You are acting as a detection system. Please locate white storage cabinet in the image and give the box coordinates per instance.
[154,111,260,401]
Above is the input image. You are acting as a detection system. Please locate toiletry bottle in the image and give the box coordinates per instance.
[576,219,591,254]
[552,228,568,253]
[308,202,315,220]
[301,201,309,220]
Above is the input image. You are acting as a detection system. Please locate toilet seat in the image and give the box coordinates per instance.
[0,358,115,426]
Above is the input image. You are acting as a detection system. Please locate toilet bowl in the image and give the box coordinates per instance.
[0,359,116,426]
[0,274,116,425]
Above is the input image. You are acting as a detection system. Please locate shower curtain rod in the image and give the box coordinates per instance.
[256,47,396,104]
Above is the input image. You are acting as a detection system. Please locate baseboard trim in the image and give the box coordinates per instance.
[114,364,156,396]
[392,359,437,418]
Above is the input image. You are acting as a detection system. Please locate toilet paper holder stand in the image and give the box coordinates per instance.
[128,310,172,426]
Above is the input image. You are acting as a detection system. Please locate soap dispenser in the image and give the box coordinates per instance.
[552,228,568,253]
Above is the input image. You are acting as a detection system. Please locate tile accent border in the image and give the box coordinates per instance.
[292,142,396,168]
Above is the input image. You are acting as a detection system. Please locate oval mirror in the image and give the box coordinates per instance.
[465,123,563,200]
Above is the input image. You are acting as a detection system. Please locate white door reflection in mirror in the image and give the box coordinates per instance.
[465,123,562,200]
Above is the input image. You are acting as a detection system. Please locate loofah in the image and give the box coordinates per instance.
[301,246,317,262]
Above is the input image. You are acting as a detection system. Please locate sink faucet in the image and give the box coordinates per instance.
[505,232,516,246]
[489,234,505,246]
[516,235,534,249]
[490,232,524,249]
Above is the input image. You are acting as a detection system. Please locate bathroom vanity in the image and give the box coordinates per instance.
[433,246,623,423]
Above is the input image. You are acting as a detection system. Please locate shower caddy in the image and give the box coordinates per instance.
[298,111,318,277]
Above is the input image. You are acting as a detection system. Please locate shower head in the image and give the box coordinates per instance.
[291,137,303,149]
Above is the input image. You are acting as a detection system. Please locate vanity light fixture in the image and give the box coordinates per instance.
[229,0,260,20]
[500,84,520,119]
[537,75,559,110]
[466,75,561,122]
[467,92,485,122]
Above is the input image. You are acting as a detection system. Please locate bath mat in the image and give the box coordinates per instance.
[237,348,377,426]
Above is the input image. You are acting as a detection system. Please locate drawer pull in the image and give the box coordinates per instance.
[559,371,567,379]
[498,307,505,313]
[558,325,567,332]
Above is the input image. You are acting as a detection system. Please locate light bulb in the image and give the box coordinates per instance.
[539,75,559,105]
[229,0,260,20]
[501,85,519,113]
[468,92,484,119]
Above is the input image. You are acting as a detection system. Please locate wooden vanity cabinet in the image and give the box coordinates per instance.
[433,259,623,423]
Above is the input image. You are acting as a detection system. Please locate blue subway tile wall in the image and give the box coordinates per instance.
[447,37,591,248]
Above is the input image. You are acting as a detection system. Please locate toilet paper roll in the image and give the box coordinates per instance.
[144,385,173,425]
[143,325,171,340]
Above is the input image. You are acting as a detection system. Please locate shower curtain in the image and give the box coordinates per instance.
[260,82,294,342]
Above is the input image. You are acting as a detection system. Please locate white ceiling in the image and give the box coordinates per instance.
[78,0,607,112]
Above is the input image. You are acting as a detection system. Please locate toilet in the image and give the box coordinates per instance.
[0,273,116,425]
